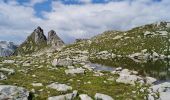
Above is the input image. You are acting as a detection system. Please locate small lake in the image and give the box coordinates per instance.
[90,57,170,81]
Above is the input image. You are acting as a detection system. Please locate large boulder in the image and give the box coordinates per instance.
[47,82,72,92]
[149,82,170,100]
[48,90,77,100]
[48,93,73,100]
[0,85,29,100]
[65,67,85,75]
[0,68,15,75]
[79,94,92,100]
[52,58,73,67]
[95,93,114,100]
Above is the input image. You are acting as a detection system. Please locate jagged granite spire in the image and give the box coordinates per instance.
[47,30,65,48]
[14,27,65,55]
[34,26,47,45]
[14,26,47,55]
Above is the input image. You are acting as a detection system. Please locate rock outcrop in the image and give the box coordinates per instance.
[47,30,64,48]
[14,27,64,55]
[34,26,47,45]
[0,85,30,100]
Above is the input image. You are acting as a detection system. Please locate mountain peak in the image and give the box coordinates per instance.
[47,30,65,48]
[33,27,47,45]
[34,26,43,34]
[14,27,65,55]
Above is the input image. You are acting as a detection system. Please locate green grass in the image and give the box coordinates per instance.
[0,55,148,100]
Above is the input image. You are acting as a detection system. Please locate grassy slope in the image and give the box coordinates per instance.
[0,54,148,100]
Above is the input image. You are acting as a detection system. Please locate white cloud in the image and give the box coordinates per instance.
[24,0,47,6]
[0,0,170,44]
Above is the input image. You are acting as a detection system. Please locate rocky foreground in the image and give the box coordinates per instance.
[0,47,169,100]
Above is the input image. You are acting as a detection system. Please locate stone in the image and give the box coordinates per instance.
[95,93,114,100]
[47,82,72,92]
[0,68,15,75]
[0,85,29,100]
[52,58,73,67]
[116,74,140,85]
[48,93,73,100]
[79,94,92,100]
[82,64,93,71]
[150,82,170,100]
[145,77,157,84]
[0,72,7,80]
[2,60,15,63]
[65,68,85,75]
[32,83,43,87]
[48,91,77,100]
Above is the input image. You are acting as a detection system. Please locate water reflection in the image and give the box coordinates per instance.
[90,57,170,81]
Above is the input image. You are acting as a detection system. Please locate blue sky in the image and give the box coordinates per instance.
[0,0,169,44]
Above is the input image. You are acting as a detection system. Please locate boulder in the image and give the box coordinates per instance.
[47,82,72,92]
[145,77,157,84]
[95,93,114,100]
[48,93,73,100]
[65,68,85,75]
[48,90,77,100]
[150,82,170,100]
[79,94,92,100]
[2,60,15,63]
[0,68,15,75]
[116,74,141,85]
[52,58,73,67]
[0,72,7,80]
[32,83,43,87]
[0,85,29,100]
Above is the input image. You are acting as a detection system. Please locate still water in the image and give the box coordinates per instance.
[90,57,170,81]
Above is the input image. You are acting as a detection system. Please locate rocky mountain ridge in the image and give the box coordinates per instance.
[14,26,65,55]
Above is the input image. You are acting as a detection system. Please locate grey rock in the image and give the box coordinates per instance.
[48,90,77,100]
[95,93,114,100]
[0,72,7,80]
[34,26,47,44]
[47,82,72,92]
[47,30,64,48]
[65,67,85,75]
[0,68,15,75]
[79,94,92,100]
[0,85,29,100]
[52,58,73,66]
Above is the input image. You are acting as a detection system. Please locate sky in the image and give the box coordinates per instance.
[0,0,170,44]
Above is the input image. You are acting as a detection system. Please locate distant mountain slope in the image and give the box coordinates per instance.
[14,27,65,55]
[0,41,17,57]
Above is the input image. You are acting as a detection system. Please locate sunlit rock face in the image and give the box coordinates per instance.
[0,41,17,57]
